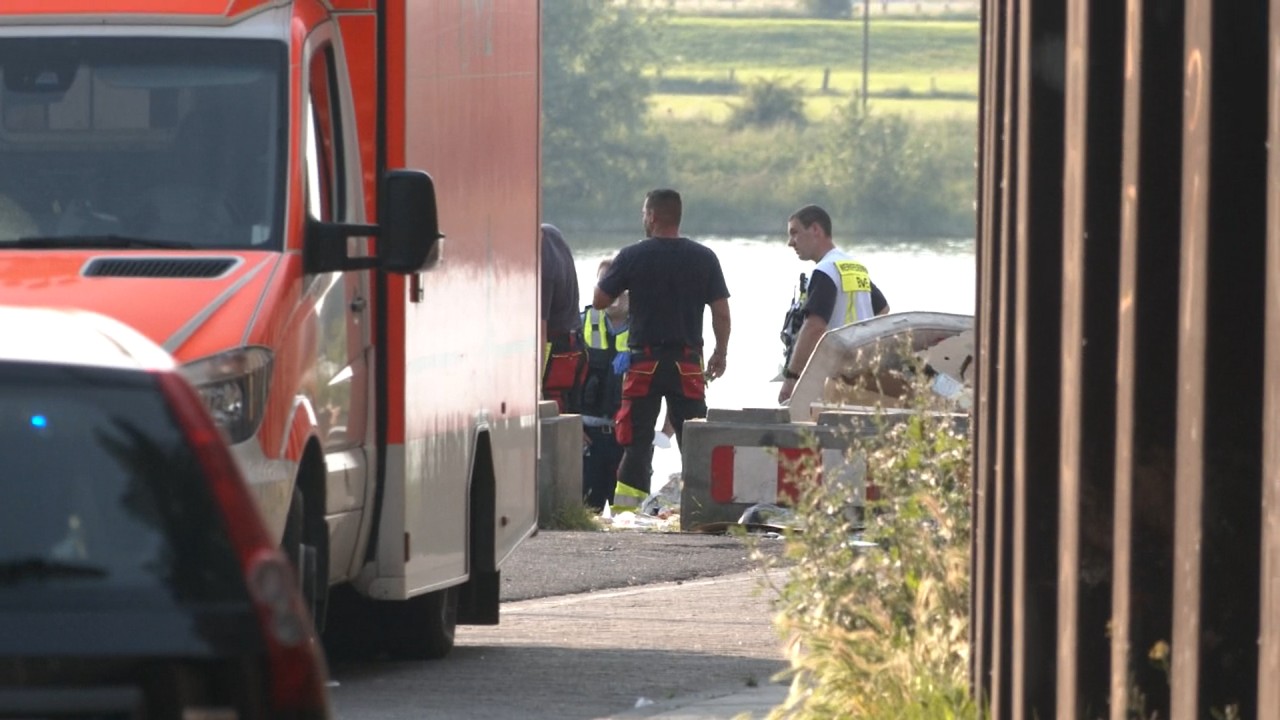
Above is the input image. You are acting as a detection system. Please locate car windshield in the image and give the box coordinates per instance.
[0,37,285,250]
[0,364,247,608]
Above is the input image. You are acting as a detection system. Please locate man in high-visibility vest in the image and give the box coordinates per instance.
[580,258,630,511]
[777,205,889,404]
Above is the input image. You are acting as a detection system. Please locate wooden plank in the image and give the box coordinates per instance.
[971,0,1005,704]
[1171,0,1211,715]
[1260,0,1280,713]
[988,0,1022,714]
[1110,0,1146,716]
[1057,0,1091,713]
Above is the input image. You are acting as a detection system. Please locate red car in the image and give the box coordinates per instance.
[0,307,331,719]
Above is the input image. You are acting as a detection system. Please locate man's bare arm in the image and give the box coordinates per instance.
[592,286,615,310]
[706,297,730,379]
[778,314,827,402]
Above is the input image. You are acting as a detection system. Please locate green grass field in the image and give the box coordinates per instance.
[653,17,979,72]
[648,15,979,124]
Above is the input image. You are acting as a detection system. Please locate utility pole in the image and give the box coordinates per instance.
[860,0,869,111]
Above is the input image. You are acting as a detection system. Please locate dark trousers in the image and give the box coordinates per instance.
[582,424,624,510]
[615,347,707,494]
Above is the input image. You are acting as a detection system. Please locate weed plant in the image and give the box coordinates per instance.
[759,374,980,718]
[541,500,604,531]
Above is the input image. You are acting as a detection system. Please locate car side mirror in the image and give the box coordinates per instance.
[381,170,442,274]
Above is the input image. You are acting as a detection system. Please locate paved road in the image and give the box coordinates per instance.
[328,530,792,720]
[498,529,786,601]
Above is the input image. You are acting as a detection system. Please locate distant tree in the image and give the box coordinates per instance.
[802,0,854,19]
[541,1,668,229]
[727,79,808,131]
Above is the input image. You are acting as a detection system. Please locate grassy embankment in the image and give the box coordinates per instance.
[647,14,980,239]
[650,17,979,122]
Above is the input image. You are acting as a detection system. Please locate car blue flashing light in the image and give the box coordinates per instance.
[30,414,48,429]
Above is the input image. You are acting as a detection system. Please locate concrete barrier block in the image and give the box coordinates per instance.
[538,411,583,522]
[680,409,968,530]
[680,417,855,530]
[706,407,792,424]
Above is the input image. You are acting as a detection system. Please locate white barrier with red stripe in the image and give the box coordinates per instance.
[708,445,874,506]
[681,407,964,530]
[680,408,874,529]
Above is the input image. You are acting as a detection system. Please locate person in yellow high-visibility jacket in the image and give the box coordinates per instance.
[580,259,630,511]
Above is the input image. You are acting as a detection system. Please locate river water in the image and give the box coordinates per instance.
[572,235,977,487]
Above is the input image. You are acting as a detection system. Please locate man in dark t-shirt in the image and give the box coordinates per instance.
[541,223,587,413]
[594,189,731,498]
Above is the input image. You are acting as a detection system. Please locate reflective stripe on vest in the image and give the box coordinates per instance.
[582,309,628,351]
[613,480,647,511]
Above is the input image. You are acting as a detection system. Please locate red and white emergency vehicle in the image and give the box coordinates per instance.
[0,0,541,658]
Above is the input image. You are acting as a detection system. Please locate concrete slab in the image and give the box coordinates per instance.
[538,406,583,521]
[680,409,968,530]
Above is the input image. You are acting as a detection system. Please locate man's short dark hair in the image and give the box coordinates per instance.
[790,204,832,237]
[646,188,682,226]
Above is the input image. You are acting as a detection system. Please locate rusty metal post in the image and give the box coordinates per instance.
[1010,0,1066,715]
[977,0,1270,716]
[1059,0,1125,712]
[987,0,1022,713]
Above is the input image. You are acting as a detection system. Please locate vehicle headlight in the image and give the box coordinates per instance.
[181,347,274,444]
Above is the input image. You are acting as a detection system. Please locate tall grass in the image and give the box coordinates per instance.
[759,379,980,718]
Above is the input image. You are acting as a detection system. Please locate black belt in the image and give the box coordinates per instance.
[630,343,701,360]
[548,332,581,351]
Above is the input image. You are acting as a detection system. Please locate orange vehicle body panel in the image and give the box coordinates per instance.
[381,1,540,443]
[0,0,369,18]
[0,0,540,609]
[0,0,286,19]
[366,0,540,590]
[0,251,274,350]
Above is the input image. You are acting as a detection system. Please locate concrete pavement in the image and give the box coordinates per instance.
[466,569,791,720]
[603,682,791,719]
[330,534,797,720]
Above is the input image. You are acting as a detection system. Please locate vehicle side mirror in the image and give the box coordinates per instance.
[381,170,442,274]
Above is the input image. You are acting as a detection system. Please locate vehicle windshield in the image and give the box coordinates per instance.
[0,365,247,608]
[0,38,285,250]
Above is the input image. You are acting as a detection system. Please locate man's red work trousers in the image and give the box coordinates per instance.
[614,344,706,494]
